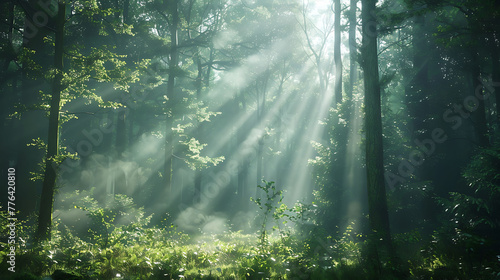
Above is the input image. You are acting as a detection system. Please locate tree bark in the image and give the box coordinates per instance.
[361,0,393,275]
[36,3,65,243]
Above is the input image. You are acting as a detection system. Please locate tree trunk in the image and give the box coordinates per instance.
[348,0,357,98]
[492,42,500,130]
[467,17,489,146]
[256,85,263,195]
[361,0,394,275]
[256,74,268,196]
[488,43,500,134]
[115,0,131,160]
[116,110,127,157]
[487,3,500,132]
[2,0,14,73]
[334,0,342,104]
[36,3,65,243]
[406,15,430,183]
[123,0,130,24]
[1,0,15,132]
[165,0,179,198]
[409,15,429,137]
[237,94,248,205]
[194,50,203,200]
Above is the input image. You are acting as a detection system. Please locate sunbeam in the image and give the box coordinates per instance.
[3,0,495,278]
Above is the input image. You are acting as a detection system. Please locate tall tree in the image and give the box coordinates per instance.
[467,9,490,147]
[334,0,342,104]
[1,0,15,73]
[164,0,179,196]
[360,0,394,275]
[35,2,65,242]
[33,0,145,241]
[189,1,222,205]
[347,0,357,98]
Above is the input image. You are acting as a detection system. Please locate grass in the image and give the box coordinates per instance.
[1,190,498,280]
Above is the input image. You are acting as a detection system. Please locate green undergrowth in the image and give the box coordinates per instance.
[1,180,499,279]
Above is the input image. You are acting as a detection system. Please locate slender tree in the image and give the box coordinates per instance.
[360,0,394,275]
[164,0,179,196]
[491,39,500,128]
[347,0,357,98]
[1,0,15,73]
[35,2,65,242]
[334,0,342,104]
[256,73,269,191]
[468,14,489,147]
[193,49,204,201]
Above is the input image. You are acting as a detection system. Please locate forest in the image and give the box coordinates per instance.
[0,0,499,279]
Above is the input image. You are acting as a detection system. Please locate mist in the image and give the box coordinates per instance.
[1,0,500,279]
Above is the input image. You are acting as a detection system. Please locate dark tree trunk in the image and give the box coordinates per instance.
[123,0,130,24]
[361,0,394,275]
[330,0,347,227]
[2,0,14,73]
[406,15,430,184]
[36,3,65,243]
[0,0,15,135]
[467,17,489,146]
[492,44,500,129]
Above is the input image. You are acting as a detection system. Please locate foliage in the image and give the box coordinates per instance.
[1,0,499,279]
[2,187,497,279]
[309,92,363,234]
[250,181,286,246]
[72,193,152,248]
[26,138,79,182]
[418,144,500,279]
